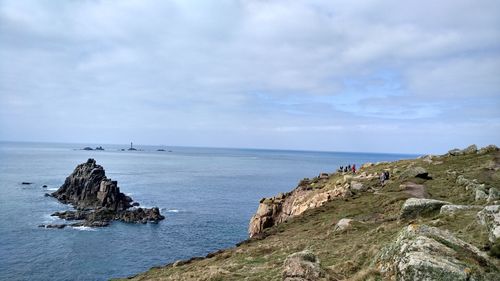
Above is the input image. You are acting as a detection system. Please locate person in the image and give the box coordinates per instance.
[339,166,343,173]
[352,164,356,174]
[344,166,348,173]
[380,172,386,186]
[347,164,351,171]
[384,170,390,180]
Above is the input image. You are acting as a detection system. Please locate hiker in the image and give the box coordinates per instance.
[344,166,348,173]
[380,172,386,186]
[339,166,343,173]
[352,164,356,174]
[347,164,351,171]
[384,171,390,180]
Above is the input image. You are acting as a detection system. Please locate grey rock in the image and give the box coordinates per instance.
[400,167,431,180]
[440,205,482,215]
[487,188,500,203]
[477,205,500,243]
[333,218,353,232]
[399,198,450,219]
[282,250,325,281]
[478,144,499,154]
[374,224,498,280]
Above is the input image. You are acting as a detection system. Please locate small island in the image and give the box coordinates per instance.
[41,158,164,228]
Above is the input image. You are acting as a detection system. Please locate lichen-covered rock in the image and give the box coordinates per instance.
[282,250,326,281]
[478,144,499,154]
[374,224,499,281]
[488,188,500,203]
[462,144,478,154]
[477,205,500,243]
[440,205,482,215]
[399,198,450,219]
[400,167,431,180]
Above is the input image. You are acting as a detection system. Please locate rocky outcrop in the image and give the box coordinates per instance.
[399,198,450,219]
[374,224,499,280]
[455,175,497,202]
[46,159,164,228]
[477,205,500,243]
[51,159,132,211]
[248,177,352,238]
[282,250,326,281]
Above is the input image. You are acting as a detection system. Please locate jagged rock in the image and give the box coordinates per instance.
[333,218,353,232]
[39,224,66,229]
[440,205,482,215]
[400,167,431,180]
[47,159,164,228]
[51,210,88,220]
[447,145,479,156]
[374,224,499,280]
[399,198,450,219]
[477,205,500,243]
[282,250,325,281]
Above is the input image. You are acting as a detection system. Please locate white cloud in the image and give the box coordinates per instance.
[0,0,499,153]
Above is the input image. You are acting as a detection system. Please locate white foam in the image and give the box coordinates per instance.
[165,209,180,213]
[72,226,96,231]
[46,188,58,191]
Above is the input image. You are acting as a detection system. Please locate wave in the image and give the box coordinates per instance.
[46,187,58,191]
[72,226,96,231]
[164,209,180,213]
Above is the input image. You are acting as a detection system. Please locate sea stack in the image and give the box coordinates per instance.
[43,159,164,228]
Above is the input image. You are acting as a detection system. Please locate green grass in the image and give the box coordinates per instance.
[115,150,500,281]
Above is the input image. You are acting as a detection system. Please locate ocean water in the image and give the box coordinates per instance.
[0,142,416,280]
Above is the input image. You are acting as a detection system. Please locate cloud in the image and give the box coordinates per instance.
[0,0,499,153]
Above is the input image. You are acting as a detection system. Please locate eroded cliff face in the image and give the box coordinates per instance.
[248,173,377,238]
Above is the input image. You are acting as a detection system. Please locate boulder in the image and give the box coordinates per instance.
[374,224,498,280]
[399,198,450,219]
[333,218,353,232]
[440,205,482,216]
[400,167,431,180]
[447,148,463,156]
[462,144,478,154]
[282,250,325,281]
[477,205,500,243]
[478,144,499,154]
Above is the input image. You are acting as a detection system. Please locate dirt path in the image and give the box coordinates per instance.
[402,182,429,198]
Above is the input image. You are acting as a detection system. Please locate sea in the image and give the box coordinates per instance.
[0,142,417,281]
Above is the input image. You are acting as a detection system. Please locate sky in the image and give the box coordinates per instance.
[0,0,499,154]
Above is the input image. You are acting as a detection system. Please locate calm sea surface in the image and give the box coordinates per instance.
[0,142,416,280]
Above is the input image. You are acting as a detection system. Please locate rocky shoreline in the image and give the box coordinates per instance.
[41,158,164,229]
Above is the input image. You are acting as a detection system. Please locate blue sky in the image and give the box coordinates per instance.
[0,0,499,154]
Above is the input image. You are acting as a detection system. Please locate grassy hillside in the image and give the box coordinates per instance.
[117,147,500,281]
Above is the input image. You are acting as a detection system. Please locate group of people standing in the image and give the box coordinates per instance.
[338,164,356,174]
